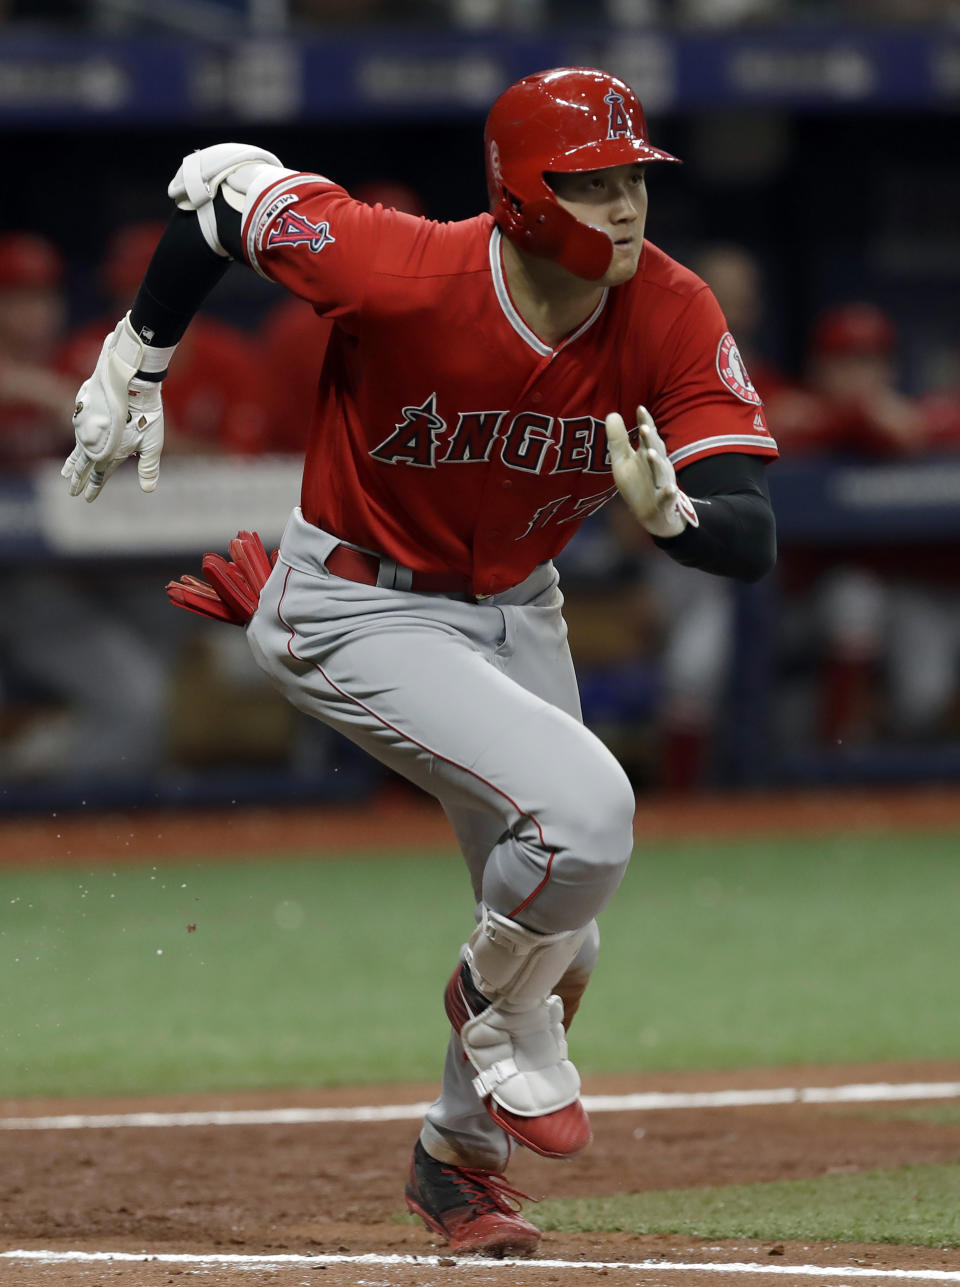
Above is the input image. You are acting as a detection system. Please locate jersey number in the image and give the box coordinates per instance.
[519,485,619,539]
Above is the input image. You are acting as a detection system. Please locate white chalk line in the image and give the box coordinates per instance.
[2,1080,958,1132]
[3,1250,960,1281]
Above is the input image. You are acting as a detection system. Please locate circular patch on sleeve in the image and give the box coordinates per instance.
[716,332,762,405]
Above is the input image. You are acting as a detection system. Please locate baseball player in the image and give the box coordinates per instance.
[62,68,778,1257]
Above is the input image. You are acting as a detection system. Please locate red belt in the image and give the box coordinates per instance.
[325,544,476,596]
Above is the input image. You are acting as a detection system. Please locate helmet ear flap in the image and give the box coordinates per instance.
[515,198,569,260]
[508,198,614,282]
[491,184,526,242]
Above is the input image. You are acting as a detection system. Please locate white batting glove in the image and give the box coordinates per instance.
[61,315,165,503]
[605,405,699,539]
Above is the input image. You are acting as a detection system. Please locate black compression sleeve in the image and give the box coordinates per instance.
[213,190,245,259]
[651,453,777,582]
[128,198,243,347]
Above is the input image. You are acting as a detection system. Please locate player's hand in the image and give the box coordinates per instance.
[61,315,164,503]
[604,405,698,539]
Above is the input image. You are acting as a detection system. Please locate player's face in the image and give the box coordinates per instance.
[548,163,648,286]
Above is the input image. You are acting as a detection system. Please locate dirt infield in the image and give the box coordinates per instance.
[4,1061,960,1286]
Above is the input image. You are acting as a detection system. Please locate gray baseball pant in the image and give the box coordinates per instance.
[247,508,635,1169]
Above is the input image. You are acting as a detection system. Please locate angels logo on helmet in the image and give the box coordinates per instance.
[716,332,762,406]
[604,90,632,140]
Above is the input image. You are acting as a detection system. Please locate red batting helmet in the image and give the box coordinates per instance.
[484,67,679,281]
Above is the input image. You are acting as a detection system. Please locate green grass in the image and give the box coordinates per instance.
[0,852,466,1097]
[533,1162,960,1247]
[574,828,960,1073]
[1,829,959,1098]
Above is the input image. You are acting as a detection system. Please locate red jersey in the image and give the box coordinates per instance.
[259,297,333,452]
[243,174,778,596]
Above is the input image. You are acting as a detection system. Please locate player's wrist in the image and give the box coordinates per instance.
[123,313,178,383]
[133,342,177,383]
[112,313,177,384]
[642,490,699,539]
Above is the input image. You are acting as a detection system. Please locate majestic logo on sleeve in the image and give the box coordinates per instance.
[604,90,632,140]
[266,211,336,255]
[716,332,762,406]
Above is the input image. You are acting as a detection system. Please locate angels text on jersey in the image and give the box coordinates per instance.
[370,393,616,475]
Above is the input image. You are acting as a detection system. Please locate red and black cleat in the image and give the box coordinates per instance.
[445,962,592,1159]
[404,1138,540,1258]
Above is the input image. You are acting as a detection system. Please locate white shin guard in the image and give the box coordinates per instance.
[466,906,588,1013]
[463,995,579,1117]
[461,907,588,1122]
